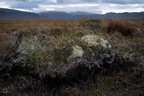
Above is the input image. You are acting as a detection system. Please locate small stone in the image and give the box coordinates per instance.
[69,45,84,59]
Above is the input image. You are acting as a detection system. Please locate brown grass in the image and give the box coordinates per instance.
[105,19,135,36]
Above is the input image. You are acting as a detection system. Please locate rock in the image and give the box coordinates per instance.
[11,55,27,65]
[45,35,115,77]
[3,34,119,79]
[69,45,84,59]
[16,36,41,54]
[81,35,111,48]
[81,48,115,68]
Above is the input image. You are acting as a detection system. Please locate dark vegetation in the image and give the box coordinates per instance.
[0,18,144,96]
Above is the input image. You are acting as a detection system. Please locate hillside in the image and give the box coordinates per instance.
[0,8,40,18]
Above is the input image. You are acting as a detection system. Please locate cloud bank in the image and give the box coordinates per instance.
[0,0,143,14]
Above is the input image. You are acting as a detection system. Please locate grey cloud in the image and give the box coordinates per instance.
[101,0,144,4]
[54,5,102,13]
[57,0,81,3]
[56,0,144,4]
[56,0,99,3]
[10,1,39,9]
[8,0,56,10]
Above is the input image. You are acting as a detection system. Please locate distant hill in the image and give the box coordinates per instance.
[70,11,94,16]
[39,11,72,18]
[39,11,97,18]
[103,12,144,18]
[0,8,143,18]
[0,8,40,18]
[39,11,94,18]
[39,11,144,18]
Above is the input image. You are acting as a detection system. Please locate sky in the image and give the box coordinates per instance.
[0,0,144,14]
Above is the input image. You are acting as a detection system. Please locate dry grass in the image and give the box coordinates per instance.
[105,19,135,36]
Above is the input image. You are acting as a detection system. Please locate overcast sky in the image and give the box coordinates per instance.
[0,0,144,14]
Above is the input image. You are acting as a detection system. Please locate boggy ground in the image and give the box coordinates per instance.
[0,18,144,96]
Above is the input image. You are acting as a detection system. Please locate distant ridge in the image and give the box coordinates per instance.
[0,8,40,18]
[0,8,143,18]
[102,12,144,18]
[39,11,72,18]
[39,11,144,18]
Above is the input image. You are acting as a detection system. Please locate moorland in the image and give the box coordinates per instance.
[0,18,144,96]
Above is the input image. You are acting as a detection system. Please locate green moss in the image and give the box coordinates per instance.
[52,47,72,63]
[21,32,75,69]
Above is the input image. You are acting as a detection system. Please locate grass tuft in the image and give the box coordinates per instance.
[105,19,135,36]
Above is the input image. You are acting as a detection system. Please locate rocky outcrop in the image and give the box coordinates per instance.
[1,34,123,79]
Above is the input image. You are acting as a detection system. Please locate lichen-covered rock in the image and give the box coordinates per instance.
[79,35,114,68]
[69,45,84,59]
[81,35,111,48]
[42,35,115,78]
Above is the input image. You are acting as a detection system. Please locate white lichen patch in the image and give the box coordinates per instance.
[81,35,111,48]
[69,45,84,59]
